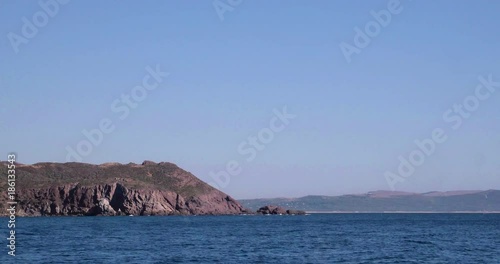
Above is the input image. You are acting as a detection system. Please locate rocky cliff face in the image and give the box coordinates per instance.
[0,161,248,216]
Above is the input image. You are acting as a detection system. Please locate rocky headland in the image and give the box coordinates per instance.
[0,161,252,216]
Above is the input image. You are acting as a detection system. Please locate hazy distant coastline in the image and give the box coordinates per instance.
[240,190,500,212]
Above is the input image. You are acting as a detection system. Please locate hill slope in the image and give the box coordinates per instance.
[240,190,500,212]
[0,161,247,216]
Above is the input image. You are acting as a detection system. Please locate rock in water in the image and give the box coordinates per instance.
[256,205,305,215]
[0,161,247,216]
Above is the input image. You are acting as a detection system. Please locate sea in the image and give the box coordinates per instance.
[1,213,499,263]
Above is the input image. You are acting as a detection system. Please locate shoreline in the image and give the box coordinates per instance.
[0,211,500,219]
[306,211,500,214]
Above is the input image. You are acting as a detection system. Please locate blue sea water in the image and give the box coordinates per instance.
[0,214,499,263]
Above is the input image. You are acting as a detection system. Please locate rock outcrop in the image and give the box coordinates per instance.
[0,161,248,216]
[256,205,306,215]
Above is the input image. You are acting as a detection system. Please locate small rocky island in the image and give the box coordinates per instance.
[256,205,306,215]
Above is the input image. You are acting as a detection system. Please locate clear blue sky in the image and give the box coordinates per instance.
[1,1,500,199]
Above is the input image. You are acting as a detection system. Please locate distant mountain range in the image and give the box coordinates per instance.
[240,190,500,212]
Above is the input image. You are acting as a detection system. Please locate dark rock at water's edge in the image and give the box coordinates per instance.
[256,205,306,215]
[0,161,250,216]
